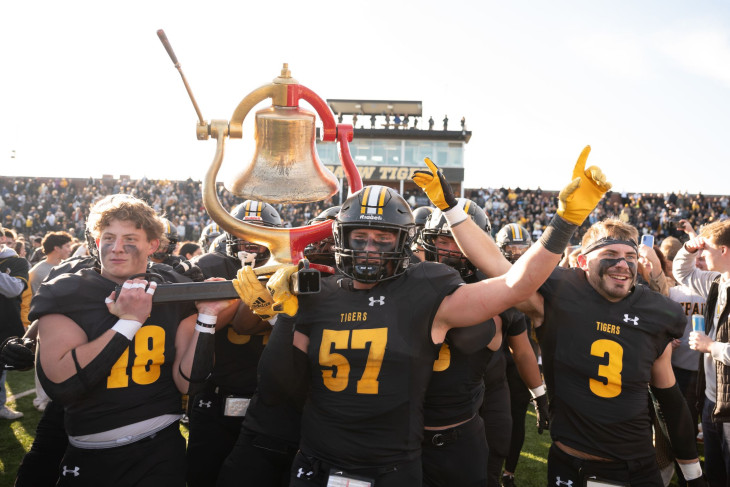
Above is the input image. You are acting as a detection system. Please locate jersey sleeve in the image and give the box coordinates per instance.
[446,318,496,355]
[664,299,687,340]
[28,274,70,321]
[418,262,464,309]
[538,266,570,301]
[501,308,528,337]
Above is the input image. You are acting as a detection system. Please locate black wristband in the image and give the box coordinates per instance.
[539,215,578,254]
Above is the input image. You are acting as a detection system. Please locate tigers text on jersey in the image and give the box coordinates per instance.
[296,261,463,467]
[30,267,196,436]
[537,267,685,460]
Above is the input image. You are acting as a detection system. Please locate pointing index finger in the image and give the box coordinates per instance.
[424,157,439,176]
[572,145,591,181]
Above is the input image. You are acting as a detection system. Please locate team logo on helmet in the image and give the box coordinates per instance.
[358,186,390,221]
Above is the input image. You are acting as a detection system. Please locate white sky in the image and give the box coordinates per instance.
[1,0,729,195]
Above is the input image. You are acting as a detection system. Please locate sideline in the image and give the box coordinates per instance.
[7,388,36,403]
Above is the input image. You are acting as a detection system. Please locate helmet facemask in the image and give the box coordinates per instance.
[501,244,530,264]
[304,236,336,267]
[226,238,270,267]
[152,234,178,260]
[334,223,414,283]
[422,230,475,278]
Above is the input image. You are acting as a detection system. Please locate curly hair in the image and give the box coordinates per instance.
[86,194,163,242]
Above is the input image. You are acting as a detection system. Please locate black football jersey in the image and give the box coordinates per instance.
[211,327,268,394]
[537,267,685,460]
[424,319,496,427]
[192,251,266,394]
[30,267,196,436]
[46,256,98,281]
[191,251,240,281]
[296,261,463,467]
[482,308,527,387]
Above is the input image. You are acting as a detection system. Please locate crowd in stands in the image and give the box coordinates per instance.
[1,175,728,257]
[464,186,730,243]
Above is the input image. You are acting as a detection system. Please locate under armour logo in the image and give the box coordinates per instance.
[555,477,573,486]
[198,400,212,408]
[62,466,80,477]
[623,314,639,326]
[252,297,269,309]
[369,296,385,306]
[297,467,314,478]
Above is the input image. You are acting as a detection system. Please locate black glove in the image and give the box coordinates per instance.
[0,337,36,371]
[533,393,549,434]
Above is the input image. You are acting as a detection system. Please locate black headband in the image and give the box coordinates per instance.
[581,237,638,256]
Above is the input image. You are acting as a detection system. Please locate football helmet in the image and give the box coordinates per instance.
[152,217,179,260]
[85,228,100,263]
[333,186,415,283]
[209,233,228,255]
[303,206,341,268]
[495,223,532,263]
[411,206,433,251]
[225,200,282,266]
[199,223,222,251]
[422,198,490,278]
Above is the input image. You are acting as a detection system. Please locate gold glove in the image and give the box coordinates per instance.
[411,158,458,211]
[266,265,299,317]
[557,146,612,225]
[231,266,275,318]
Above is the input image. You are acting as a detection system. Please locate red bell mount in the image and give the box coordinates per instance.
[285,84,362,194]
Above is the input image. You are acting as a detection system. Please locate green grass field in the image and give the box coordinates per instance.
[0,369,695,487]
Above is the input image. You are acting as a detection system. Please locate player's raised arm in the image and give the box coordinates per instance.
[417,146,611,337]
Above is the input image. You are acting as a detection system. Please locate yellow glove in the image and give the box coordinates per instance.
[411,158,458,211]
[557,146,612,225]
[231,266,275,318]
[266,265,299,317]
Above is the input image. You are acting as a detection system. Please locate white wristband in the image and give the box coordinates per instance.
[268,315,279,327]
[112,319,143,340]
[443,200,467,227]
[195,323,215,334]
[196,313,217,325]
[678,461,702,480]
[530,385,546,398]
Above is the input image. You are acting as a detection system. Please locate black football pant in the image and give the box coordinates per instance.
[56,421,185,487]
[186,390,245,487]
[422,414,489,487]
[216,426,297,487]
[290,451,422,487]
[504,362,531,474]
[547,443,663,486]
[15,400,68,487]
[480,374,511,487]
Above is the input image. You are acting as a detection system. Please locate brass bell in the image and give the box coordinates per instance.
[225,104,339,203]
